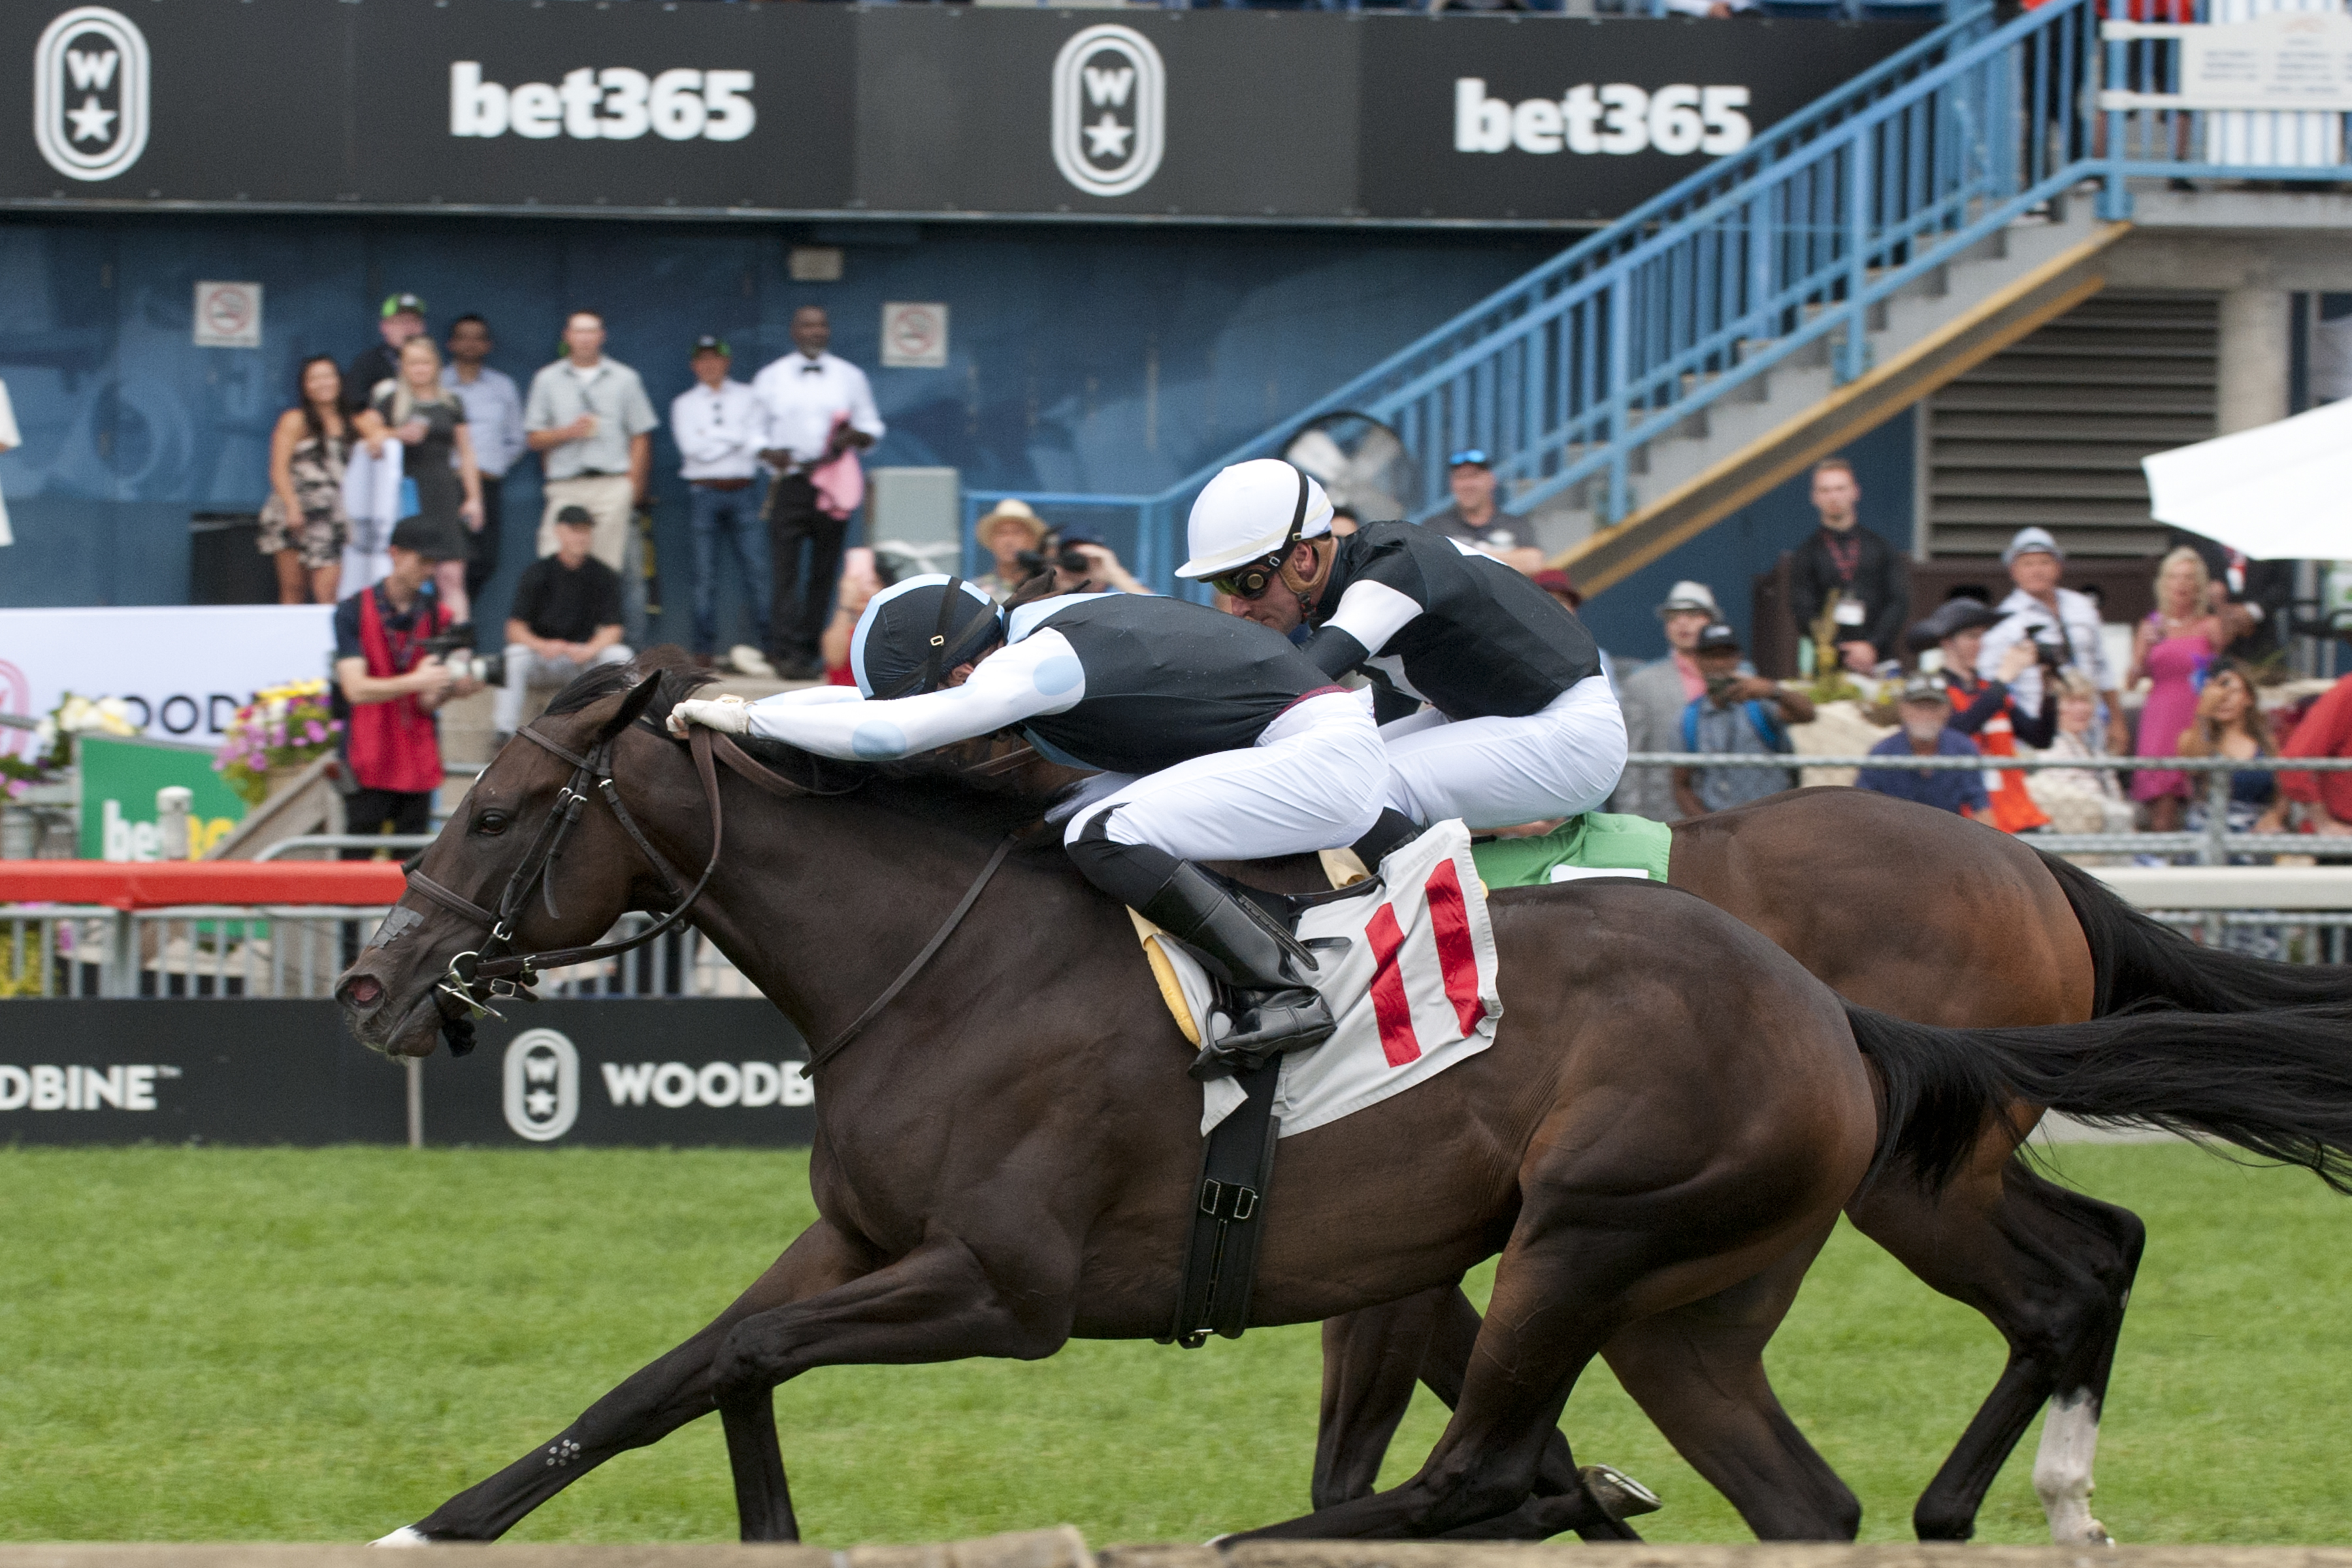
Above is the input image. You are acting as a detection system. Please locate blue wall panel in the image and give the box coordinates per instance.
[0,214,1552,648]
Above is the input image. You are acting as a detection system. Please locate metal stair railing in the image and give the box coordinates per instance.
[964,4,1997,591]
[966,0,2350,594]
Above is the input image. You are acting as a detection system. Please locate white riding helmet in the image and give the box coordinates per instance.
[1177,459,1334,583]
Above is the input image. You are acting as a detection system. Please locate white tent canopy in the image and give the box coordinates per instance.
[2141,397,2352,561]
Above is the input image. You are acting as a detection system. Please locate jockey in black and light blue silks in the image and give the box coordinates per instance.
[668,574,1388,1081]
[1181,459,1627,860]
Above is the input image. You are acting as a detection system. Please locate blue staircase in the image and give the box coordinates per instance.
[964,0,2352,598]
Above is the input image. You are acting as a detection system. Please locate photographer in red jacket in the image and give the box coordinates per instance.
[331,517,481,857]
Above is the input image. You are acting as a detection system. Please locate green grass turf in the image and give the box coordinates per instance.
[2,1143,2347,1544]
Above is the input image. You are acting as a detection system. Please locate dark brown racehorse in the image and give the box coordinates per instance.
[337,665,2352,1545]
[1309,789,2351,1543]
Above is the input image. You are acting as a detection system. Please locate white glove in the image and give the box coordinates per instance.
[667,694,751,739]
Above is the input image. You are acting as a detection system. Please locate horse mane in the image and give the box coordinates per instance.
[542,647,720,718]
[549,647,1073,840]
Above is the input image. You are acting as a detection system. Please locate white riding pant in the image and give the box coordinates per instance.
[1061,690,1388,862]
[1380,674,1628,830]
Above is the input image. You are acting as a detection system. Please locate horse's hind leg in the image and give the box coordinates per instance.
[387,1218,875,1544]
[1848,1152,2145,1544]
[1320,1286,1639,1541]
[1599,1223,1862,1541]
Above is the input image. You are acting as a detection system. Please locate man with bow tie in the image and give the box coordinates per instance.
[751,306,885,681]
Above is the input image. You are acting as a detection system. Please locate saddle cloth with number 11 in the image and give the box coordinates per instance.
[1130,820,1505,1139]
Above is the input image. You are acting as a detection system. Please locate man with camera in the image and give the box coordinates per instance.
[495,506,631,745]
[1669,623,1814,819]
[1978,527,2127,755]
[331,517,482,857]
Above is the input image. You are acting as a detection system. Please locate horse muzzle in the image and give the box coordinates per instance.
[336,961,451,1060]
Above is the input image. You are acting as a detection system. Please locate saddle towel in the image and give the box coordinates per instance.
[1468,809,1671,889]
[1132,821,1504,1138]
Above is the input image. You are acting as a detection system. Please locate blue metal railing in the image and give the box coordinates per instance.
[966,0,2349,596]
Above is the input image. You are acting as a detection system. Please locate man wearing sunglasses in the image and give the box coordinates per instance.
[1180,459,1625,843]
[1427,448,1523,555]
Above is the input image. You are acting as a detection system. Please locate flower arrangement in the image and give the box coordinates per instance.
[2,693,139,800]
[214,679,342,806]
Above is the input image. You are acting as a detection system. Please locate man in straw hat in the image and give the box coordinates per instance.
[972,498,1048,603]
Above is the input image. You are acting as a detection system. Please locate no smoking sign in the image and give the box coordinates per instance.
[879,302,949,369]
[193,281,263,349]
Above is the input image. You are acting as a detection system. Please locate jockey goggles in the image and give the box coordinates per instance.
[1205,466,1315,600]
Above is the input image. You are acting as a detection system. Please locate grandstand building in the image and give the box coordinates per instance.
[2,0,2346,664]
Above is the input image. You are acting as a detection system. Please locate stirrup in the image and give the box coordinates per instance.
[1187,987,1336,1082]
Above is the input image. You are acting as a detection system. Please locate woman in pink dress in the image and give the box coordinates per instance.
[2127,546,2244,832]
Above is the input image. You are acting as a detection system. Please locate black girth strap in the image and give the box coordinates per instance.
[1161,1058,1283,1348]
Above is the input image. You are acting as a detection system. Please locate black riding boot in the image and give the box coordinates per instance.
[1137,860,1338,1082]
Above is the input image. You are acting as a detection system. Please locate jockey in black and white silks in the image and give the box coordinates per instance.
[668,577,1387,1081]
[1181,459,1627,858]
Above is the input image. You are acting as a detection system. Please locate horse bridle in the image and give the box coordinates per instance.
[400,713,1019,1070]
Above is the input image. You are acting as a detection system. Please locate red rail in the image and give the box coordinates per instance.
[0,860,407,910]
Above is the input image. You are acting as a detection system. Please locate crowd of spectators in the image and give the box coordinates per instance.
[314,289,894,835]
[1597,449,2352,864]
[306,295,2342,862]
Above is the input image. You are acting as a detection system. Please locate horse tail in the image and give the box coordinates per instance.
[2034,847,2351,1015]
[1844,1000,2352,1196]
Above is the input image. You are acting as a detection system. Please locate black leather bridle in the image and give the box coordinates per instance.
[403,723,734,1056]
[400,712,1017,1070]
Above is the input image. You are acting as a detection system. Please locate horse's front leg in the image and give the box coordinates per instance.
[710,1232,1076,1403]
[380,1218,875,1545]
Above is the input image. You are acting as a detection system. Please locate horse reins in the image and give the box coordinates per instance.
[404,715,1019,1069]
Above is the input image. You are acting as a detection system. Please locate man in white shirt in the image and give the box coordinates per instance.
[750,306,885,680]
[442,314,526,604]
[524,310,661,647]
[671,335,772,665]
[1978,525,2130,754]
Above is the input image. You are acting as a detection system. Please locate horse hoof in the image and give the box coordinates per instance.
[370,1527,433,1548]
[1581,1464,1661,1520]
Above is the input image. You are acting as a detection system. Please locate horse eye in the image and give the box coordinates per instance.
[474,811,510,836]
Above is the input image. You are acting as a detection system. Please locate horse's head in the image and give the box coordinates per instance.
[335,666,697,1058]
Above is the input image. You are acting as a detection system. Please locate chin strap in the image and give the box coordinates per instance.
[1278,535,1331,607]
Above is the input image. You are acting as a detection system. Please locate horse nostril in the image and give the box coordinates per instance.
[344,975,384,1008]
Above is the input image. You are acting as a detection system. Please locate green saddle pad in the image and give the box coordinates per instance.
[1469,811,1673,891]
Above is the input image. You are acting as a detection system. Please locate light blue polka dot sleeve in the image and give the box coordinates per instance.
[740,630,1088,762]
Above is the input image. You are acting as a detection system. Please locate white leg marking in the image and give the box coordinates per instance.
[370,1526,433,1548]
[2033,1390,2113,1545]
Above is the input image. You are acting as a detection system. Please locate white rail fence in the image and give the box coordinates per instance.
[8,755,2351,998]
[0,909,757,1002]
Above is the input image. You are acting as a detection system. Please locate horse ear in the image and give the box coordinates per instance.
[596,671,666,743]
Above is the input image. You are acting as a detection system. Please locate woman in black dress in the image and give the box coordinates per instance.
[365,335,484,625]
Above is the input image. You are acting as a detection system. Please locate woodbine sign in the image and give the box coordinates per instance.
[3,0,1921,227]
[0,1001,818,1147]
